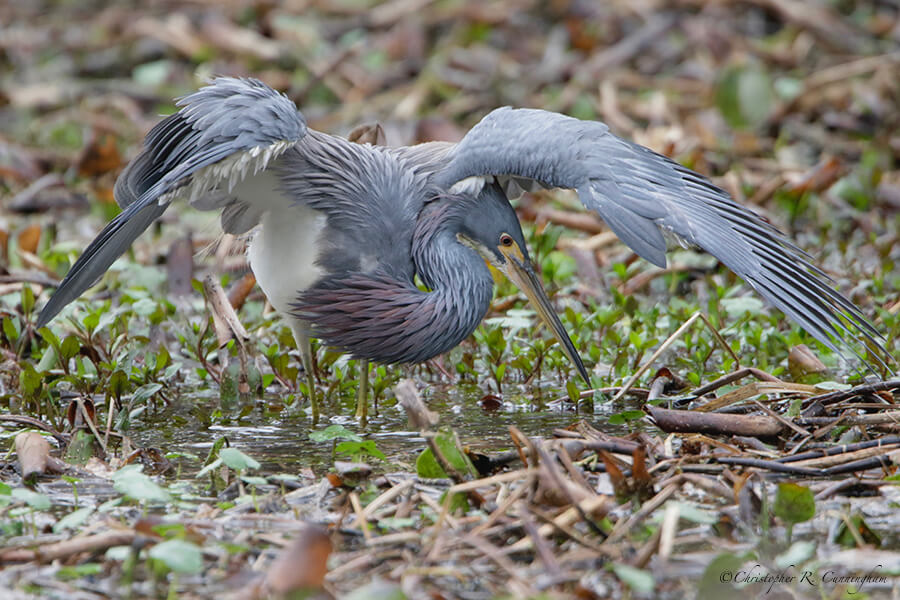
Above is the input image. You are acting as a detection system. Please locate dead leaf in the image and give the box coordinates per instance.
[264,526,332,596]
[17,224,41,255]
[631,446,655,501]
[0,227,8,262]
[132,14,206,57]
[786,156,845,195]
[333,461,372,486]
[598,450,627,498]
[15,432,51,483]
[67,397,96,429]
[201,15,282,61]
[347,123,387,146]
[789,344,827,378]
[76,131,122,177]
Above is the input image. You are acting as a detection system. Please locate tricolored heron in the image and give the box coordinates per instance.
[37,77,888,422]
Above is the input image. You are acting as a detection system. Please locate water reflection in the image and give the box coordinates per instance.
[132,381,642,476]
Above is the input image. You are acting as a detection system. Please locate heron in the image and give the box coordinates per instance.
[37,77,888,423]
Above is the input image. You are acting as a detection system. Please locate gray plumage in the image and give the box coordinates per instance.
[37,78,305,328]
[429,107,886,365]
[295,183,522,364]
[37,77,888,375]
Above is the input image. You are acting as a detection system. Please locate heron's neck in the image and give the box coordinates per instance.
[411,201,494,356]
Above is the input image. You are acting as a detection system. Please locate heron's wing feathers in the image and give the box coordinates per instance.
[433,107,886,364]
[38,77,306,327]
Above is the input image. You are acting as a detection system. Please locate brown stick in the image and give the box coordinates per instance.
[689,368,783,399]
[797,411,900,427]
[778,436,900,463]
[820,450,900,476]
[203,275,249,348]
[647,405,784,438]
[227,272,257,311]
[0,530,137,563]
[713,457,819,476]
[803,380,900,407]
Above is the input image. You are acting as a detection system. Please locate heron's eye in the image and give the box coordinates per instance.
[500,234,514,247]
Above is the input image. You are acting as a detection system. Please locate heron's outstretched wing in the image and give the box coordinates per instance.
[431,107,887,365]
[37,77,306,327]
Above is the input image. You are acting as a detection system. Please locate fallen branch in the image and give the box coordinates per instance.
[803,379,900,407]
[713,457,819,476]
[0,530,137,563]
[647,405,784,438]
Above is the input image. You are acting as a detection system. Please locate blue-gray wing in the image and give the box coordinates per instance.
[37,77,306,327]
[431,107,886,365]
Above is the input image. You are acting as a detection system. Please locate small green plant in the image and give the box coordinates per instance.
[309,424,386,462]
[773,482,815,544]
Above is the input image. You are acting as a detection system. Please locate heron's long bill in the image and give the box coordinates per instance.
[499,257,591,385]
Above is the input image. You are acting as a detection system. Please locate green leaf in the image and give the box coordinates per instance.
[56,563,102,581]
[2,316,19,344]
[12,488,51,510]
[416,448,446,479]
[773,76,803,101]
[566,380,580,403]
[21,284,35,315]
[195,458,222,479]
[336,440,387,462]
[715,64,775,129]
[608,413,626,426]
[219,447,261,472]
[53,507,94,533]
[131,383,163,404]
[774,482,815,525]
[814,381,852,392]
[775,540,816,569]
[720,296,764,318]
[436,432,477,476]
[669,502,718,525]
[38,326,60,350]
[377,517,416,531]
[60,335,80,362]
[65,430,95,465]
[20,363,42,396]
[148,539,203,574]
[416,433,478,479]
[105,546,132,561]
[834,513,881,548]
[620,410,645,421]
[240,476,269,486]
[611,563,655,594]
[697,552,751,599]
[35,345,57,374]
[343,580,406,600]
[444,490,469,514]
[112,465,171,503]
[309,424,362,443]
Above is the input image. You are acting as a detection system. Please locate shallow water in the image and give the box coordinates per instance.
[130,381,643,476]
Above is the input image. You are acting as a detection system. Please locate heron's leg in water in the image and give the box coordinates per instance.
[356,359,369,426]
[290,323,319,424]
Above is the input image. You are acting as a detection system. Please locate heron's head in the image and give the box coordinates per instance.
[455,183,590,384]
